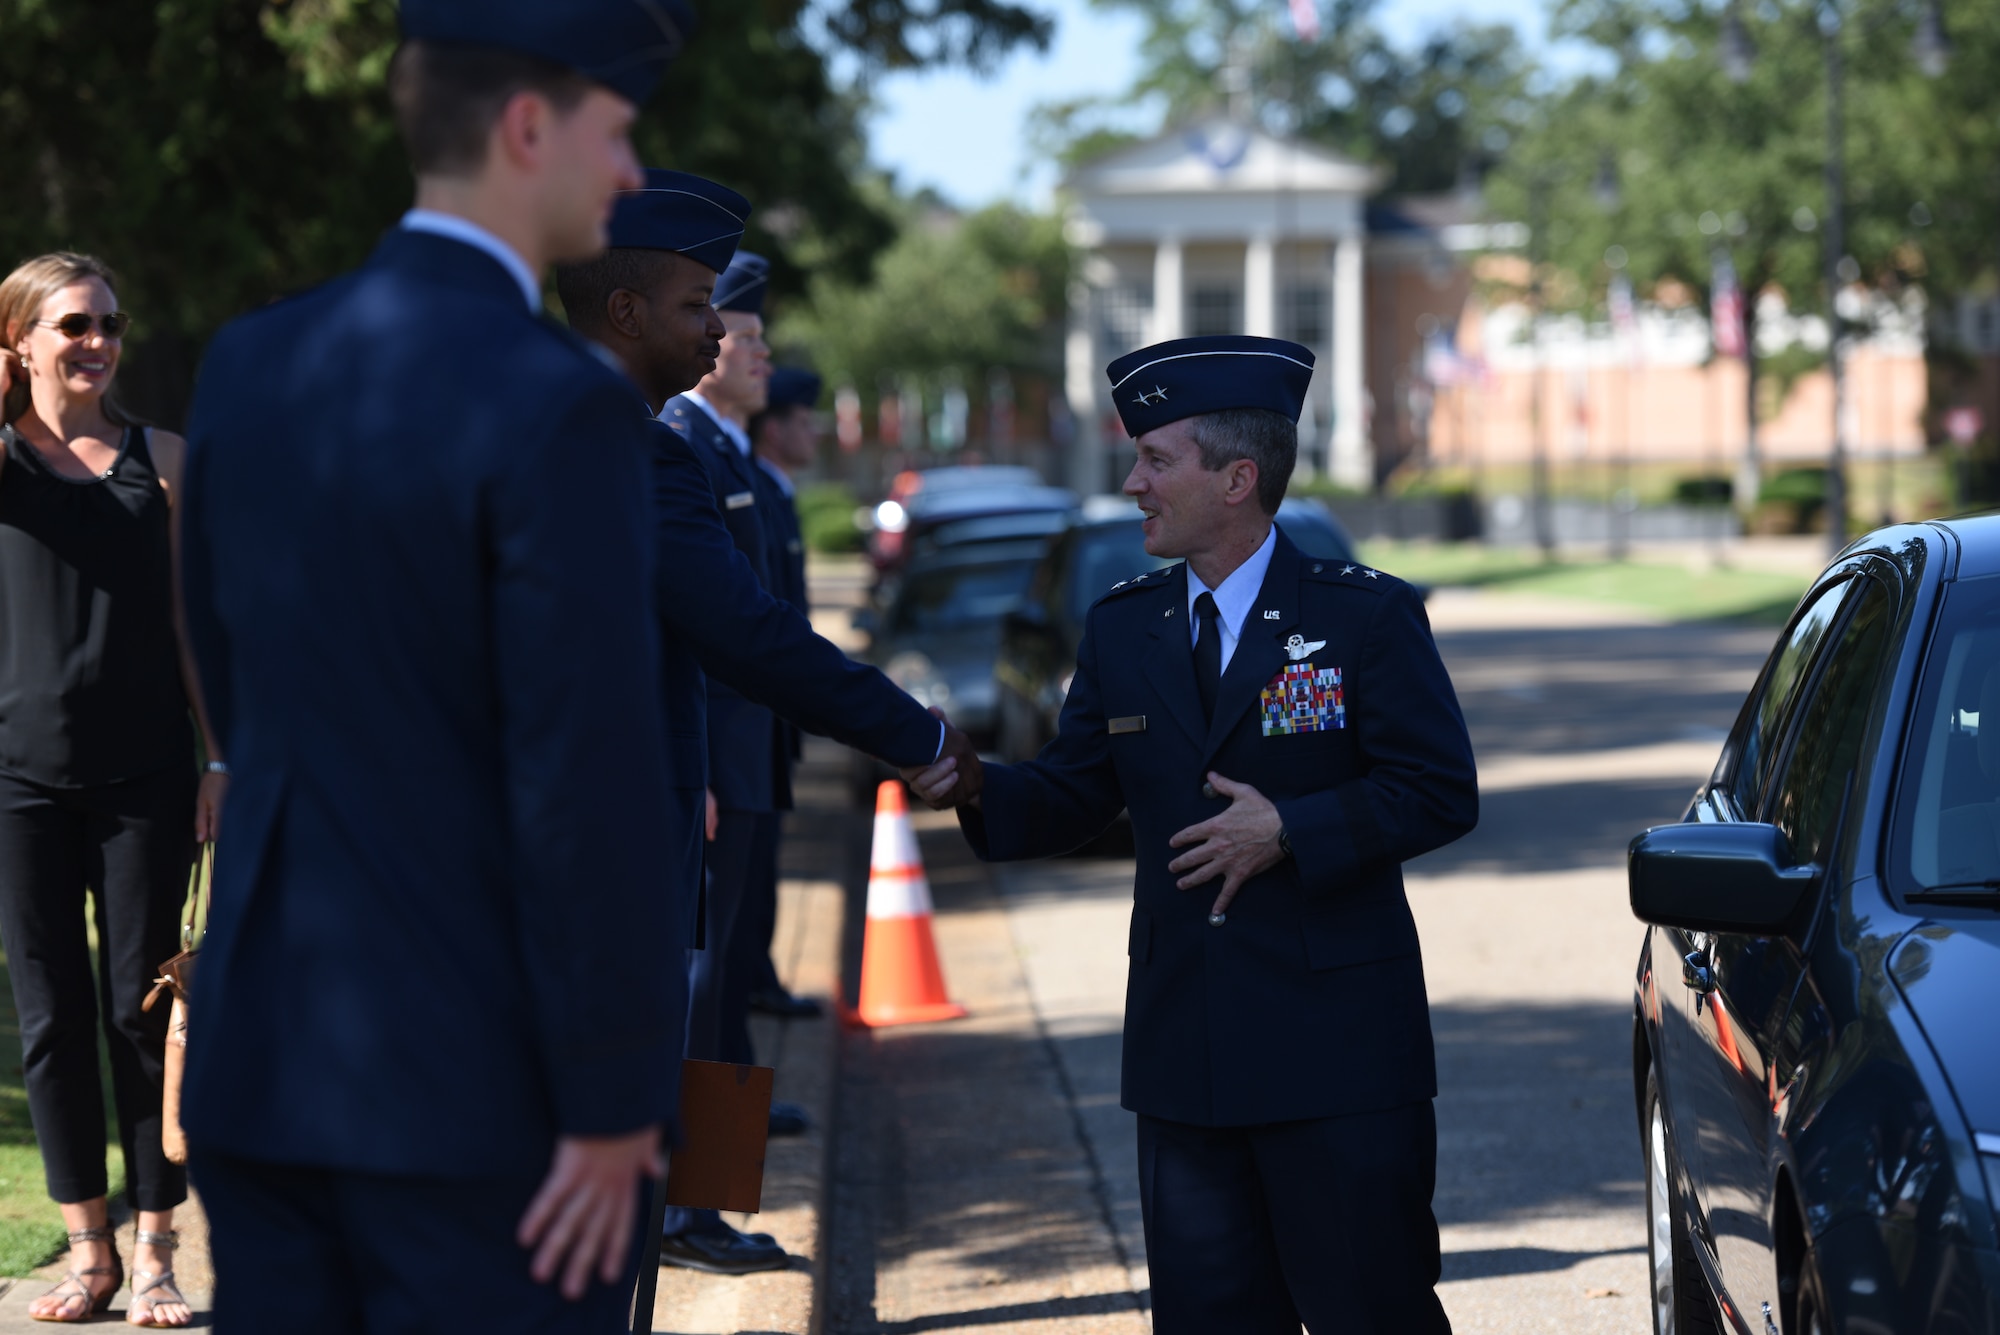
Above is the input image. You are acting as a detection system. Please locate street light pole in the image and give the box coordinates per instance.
[1821,2,1850,552]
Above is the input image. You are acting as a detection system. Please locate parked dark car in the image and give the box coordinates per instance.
[849,536,1051,799]
[993,498,1357,763]
[866,477,1076,574]
[1629,517,2000,1335]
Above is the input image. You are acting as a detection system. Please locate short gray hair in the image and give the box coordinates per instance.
[1188,409,1297,514]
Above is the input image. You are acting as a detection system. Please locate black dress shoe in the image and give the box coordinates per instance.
[659,1224,788,1275]
[769,1100,812,1138]
[749,988,824,1019]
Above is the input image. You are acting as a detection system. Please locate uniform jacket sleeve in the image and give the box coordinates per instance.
[489,382,684,1137]
[1272,581,1477,897]
[959,607,1128,859]
[650,427,940,769]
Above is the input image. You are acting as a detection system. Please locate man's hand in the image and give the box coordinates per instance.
[901,707,984,810]
[1167,773,1286,917]
[704,788,719,842]
[517,1127,662,1300]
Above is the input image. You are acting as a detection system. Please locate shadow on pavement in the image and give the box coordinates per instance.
[1432,1000,1641,1227]
[1442,1244,1645,1280]
[868,1291,1150,1333]
[1410,778,1700,876]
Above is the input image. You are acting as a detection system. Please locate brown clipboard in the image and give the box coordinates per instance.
[662,1060,774,1214]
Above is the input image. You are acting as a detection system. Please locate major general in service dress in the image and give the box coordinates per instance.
[946,335,1480,1333]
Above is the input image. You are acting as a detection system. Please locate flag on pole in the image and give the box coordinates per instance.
[1710,251,1746,359]
[1288,0,1321,42]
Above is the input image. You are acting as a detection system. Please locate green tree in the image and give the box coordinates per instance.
[1031,0,1537,195]
[779,195,1072,416]
[1489,0,2000,494]
[0,0,1052,425]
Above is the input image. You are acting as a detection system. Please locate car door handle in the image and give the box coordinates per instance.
[1682,950,1715,994]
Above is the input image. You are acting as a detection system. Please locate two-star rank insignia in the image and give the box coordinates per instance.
[1134,385,1170,406]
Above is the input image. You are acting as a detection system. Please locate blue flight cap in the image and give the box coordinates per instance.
[712,251,770,317]
[606,170,750,274]
[766,367,823,411]
[1106,336,1316,438]
[400,0,696,107]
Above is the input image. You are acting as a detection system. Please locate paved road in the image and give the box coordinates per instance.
[827,586,1778,1333]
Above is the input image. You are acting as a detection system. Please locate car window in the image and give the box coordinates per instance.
[1764,579,1894,865]
[1274,512,1355,563]
[1068,524,1170,622]
[889,560,1038,635]
[1728,580,1852,816]
[1895,574,2000,894]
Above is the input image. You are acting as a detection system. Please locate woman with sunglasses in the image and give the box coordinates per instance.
[0,253,219,1327]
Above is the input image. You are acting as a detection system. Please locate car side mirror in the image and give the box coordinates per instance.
[1628,822,1820,936]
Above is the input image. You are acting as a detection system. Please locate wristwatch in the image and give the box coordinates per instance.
[205,760,231,777]
[1277,827,1292,859]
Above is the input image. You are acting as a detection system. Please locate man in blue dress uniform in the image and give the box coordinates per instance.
[655,252,791,1077]
[555,176,972,1273]
[743,366,822,1021]
[910,335,1479,1332]
[176,2,698,1329]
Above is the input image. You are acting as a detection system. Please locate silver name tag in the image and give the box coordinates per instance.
[725,491,755,510]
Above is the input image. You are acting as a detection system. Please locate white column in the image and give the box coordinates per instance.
[1329,234,1370,490]
[1151,236,1184,344]
[1244,234,1276,338]
[1065,281,1103,495]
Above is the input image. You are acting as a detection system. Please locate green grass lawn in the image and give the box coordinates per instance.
[0,929,127,1276]
[1361,542,1812,626]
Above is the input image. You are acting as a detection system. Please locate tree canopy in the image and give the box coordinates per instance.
[0,0,1052,424]
[1031,0,1539,195]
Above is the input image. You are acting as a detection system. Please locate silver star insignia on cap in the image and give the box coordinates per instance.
[1134,385,1170,406]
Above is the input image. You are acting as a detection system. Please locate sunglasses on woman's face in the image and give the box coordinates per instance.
[35,312,132,340]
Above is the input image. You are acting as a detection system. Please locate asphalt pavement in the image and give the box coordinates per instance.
[826,582,1779,1333]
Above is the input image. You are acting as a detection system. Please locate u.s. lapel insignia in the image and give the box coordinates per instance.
[1260,662,1345,735]
[1284,634,1327,662]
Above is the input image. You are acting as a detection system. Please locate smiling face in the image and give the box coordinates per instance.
[1122,417,1258,559]
[19,279,121,402]
[641,253,726,399]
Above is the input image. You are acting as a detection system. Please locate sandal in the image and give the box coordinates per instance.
[30,1226,123,1323]
[127,1230,189,1329]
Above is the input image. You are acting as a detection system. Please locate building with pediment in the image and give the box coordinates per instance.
[1062,116,1382,495]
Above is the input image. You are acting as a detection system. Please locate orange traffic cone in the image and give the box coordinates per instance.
[853,781,967,1027]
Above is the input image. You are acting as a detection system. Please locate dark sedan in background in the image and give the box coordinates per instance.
[993,497,1358,762]
[1628,517,2000,1334]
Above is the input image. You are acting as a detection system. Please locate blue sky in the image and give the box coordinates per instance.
[866,0,1565,207]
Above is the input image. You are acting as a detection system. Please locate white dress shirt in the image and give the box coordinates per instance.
[681,389,752,457]
[399,210,541,312]
[1185,524,1278,673]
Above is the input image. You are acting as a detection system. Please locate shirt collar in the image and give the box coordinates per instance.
[682,389,752,457]
[400,210,541,312]
[1186,523,1278,636]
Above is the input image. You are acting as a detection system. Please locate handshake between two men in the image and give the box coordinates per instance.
[897,707,1290,923]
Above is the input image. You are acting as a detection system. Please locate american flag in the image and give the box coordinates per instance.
[1288,0,1321,42]
[1710,251,1746,359]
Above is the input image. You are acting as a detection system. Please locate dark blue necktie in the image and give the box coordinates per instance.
[1193,591,1222,720]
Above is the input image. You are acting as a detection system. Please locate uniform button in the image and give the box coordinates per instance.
[1201,781,1218,800]
[1312,563,1323,573]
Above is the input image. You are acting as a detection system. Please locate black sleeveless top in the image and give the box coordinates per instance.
[0,424,190,786]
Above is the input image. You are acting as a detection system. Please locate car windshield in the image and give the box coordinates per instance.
[890,559,1039,635]
[1894,573,2000,900]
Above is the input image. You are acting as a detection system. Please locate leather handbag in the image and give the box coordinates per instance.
[144,843,211,1166]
